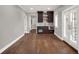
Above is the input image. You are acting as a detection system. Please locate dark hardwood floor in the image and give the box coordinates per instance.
[2,30,77,54]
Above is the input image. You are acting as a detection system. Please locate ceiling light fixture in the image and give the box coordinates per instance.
[30,8,34,10]
[47,8,50,10]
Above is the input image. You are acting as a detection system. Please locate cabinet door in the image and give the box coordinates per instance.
[47,11,54,22]
[38,11,43,22]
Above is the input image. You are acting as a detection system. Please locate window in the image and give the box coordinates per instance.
[55,14,58,28]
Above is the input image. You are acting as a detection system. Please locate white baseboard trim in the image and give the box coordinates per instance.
[25,30,30,33]
[54,33,64,41]
[54,33,78,51]
[0,33,24,54]
[26,31,30,33]
[64,39,78,50]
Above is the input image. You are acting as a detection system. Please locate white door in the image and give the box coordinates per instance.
[31,16,37,29]
[64,11,71,40]
[64,10,77,42]
[24,15,27,33]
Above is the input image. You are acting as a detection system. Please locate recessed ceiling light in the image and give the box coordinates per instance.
[47,8,50,10]
[30,8,34,10]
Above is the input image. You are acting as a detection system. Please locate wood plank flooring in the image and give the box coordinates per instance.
[2,31,78,54]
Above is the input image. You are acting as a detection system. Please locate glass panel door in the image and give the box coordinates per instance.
[63,6,78,50]
[65,11,71,40]
[63,9,77,42]
[71,10,77,43]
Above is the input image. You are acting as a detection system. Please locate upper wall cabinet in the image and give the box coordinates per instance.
[38,11,43,22]
[47,11,54,22]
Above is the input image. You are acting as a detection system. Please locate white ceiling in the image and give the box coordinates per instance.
[20,5,60,13]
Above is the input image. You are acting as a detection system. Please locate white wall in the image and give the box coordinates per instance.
[77,7,79,53]
[0,5,26,51]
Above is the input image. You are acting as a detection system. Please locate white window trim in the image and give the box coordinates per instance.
[55,14,58,28]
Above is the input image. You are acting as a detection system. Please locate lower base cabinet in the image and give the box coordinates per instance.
[37,26,54,34]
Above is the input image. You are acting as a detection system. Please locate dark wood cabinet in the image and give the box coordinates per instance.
[38,11,43,22]
[37,11,54,34]
[47,11,54,22]
[37,26,54,34]
[38,11,54,23]
[37,26,48,34]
